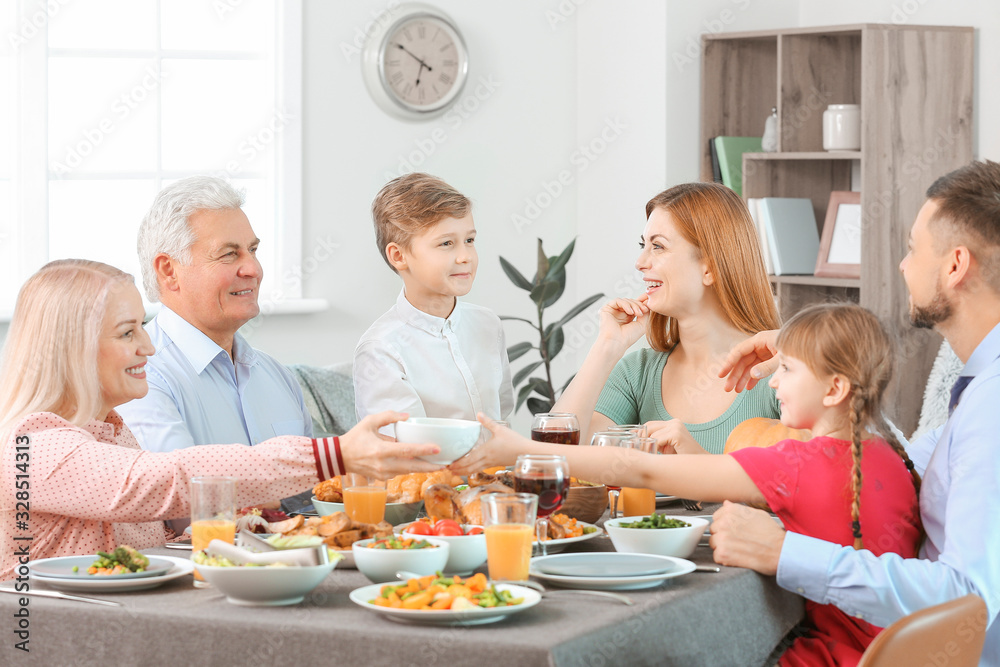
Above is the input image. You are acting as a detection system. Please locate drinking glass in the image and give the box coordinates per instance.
[191,476,237,588]
[530,412,580,445]
[620,437,658,517]
[481,492,538,581]
[587,431,637,519]
[608,424,646,437]
[513,454,570,557]
[342,474,387,524]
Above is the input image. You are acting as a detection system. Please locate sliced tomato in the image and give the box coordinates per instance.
[465,526,484,536]
[404,521,434,536]
[433,519,462,535]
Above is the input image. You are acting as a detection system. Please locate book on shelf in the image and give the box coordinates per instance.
[745,198,773,274]
[758,197,820,276]
[713,136,762,197]
[709,138,723,183]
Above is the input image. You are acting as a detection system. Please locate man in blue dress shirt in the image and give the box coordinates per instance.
[713,160,1000,666]
[118,176,313,459]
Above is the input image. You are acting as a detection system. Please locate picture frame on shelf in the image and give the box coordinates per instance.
[815,191,862,279]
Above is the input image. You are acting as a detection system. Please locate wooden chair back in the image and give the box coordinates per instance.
[857,594,987,667]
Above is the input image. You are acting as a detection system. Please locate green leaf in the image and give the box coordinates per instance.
[516,377,548,411]
[506,341,533,362]
[545,239,576,282]
[515,383,536,411]
[541,270,566,308]
[527,397,553,415]
[529,279,562,307]
[555,292,605,328]
[512,360,543,387]
[499,257,533,291]
[533,239,550,286]
[545,326,565,360]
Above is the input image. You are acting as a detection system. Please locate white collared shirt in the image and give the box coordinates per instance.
[117,306,312,452]
[353,290,514,435]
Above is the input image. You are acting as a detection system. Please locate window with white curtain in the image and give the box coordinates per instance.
[2,0,303,317]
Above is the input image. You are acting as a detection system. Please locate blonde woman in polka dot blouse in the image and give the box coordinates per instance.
[0,260,443,580]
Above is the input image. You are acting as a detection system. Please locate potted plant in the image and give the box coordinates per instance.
[500,239,603,414]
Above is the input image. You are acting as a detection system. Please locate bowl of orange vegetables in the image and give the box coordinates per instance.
[352,536,449,583]
[348,573,541,624]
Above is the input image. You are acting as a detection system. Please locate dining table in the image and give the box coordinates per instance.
[0,503,804,667]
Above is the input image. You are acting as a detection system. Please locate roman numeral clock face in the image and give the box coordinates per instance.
[364,7,469,120]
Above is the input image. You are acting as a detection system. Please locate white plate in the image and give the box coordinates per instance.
[655,494,679,505]
[530,553,695,590]
[537,521,603,554]
[30,555,194,593]
[349,582,540,625]
[29,555,174,580]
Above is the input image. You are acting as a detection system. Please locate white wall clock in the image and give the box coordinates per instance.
[362,3,469,121]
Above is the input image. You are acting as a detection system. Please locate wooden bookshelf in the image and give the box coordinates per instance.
[701,24,974,434]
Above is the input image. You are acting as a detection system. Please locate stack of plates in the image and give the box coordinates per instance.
[529,552,695,591]
[27,555,194,593]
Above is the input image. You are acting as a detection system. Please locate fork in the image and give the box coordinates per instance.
[681,498,703,511]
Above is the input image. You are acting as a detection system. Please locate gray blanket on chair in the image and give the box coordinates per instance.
[287,362,357,438]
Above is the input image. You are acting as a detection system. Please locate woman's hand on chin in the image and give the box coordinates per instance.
[645,419,709,455]
[448,414,521,475]
[597,294,650,350]
[339,411,444,479]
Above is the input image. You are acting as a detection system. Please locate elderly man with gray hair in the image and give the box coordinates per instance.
[118,176,313,460]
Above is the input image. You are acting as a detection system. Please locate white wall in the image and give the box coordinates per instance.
[247,0,805,432]
[2,0,996,429]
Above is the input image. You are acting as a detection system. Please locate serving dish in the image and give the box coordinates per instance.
[194,557,340,606]
[349,582,540,625]
[395,417,481,464]
[352,536,450,583]
[310,496,422,526]
[604,515,709,559]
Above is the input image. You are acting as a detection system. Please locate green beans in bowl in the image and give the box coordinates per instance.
[604,515,708,558]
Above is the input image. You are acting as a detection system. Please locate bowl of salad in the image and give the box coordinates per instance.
[399,519,486,575]
[604,514,709,559]
[191,551,341,606]
[352,535,450,583]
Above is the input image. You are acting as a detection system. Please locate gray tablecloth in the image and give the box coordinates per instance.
[1,504,804,667]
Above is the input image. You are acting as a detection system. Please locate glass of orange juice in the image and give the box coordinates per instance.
[190,476,237,588]
[342,474,387,524]
[481,492,537,582]
[621,437,658,517]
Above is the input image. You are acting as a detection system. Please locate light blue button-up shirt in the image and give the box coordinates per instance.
[778,322,1000,666]
[117,306,312,452]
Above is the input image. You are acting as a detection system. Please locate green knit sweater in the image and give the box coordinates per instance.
[594,347,780,454]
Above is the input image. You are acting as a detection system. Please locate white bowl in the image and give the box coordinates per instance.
[399,523,487,575]
[310,496,422,526]
[194,558,340,606]
[352,536,450,583]
[394,417,481,465]
[604,515,710,559]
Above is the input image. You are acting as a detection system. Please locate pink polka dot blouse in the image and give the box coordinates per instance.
[1,411,342,580]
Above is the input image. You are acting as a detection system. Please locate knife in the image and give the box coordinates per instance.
[0,587,122,607]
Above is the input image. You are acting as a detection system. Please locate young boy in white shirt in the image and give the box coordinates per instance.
[354,173,514,435]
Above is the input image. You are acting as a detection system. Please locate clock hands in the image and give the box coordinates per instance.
[394,42,432,86]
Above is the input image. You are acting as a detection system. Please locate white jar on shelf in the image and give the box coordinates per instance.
[822,104,861,151]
